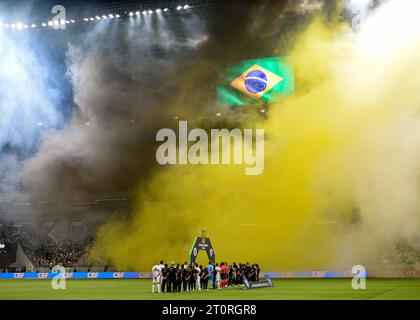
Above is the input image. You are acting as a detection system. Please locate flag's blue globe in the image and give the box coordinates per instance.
[244,70,267,94]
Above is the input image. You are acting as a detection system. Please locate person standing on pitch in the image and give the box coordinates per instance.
[195,265,201,291]
[151,263,162,293]
[161,263,168,293]
[206,262,214,289]
[215,264,221,289]
[188,264,196,291]
[175,263,182,292]
[201,267,209,290]
[167,261,176,293]
[181,264,188,292]
[158,260,165,290]
[185,265,191,292]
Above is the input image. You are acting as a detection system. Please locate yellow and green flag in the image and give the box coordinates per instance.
[217,57,294,106]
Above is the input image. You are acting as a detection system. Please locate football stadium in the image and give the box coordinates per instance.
[1,0,420,304]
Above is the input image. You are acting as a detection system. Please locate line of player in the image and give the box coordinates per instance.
[152,261,261,293]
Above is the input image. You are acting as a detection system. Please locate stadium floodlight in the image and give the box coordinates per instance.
[0,23,3,28]
[48,21,53,26]
[102,15,107,19]
[108,14,114,19]
[11,23,16,29]
[71,20,75,23]
[54,20,59,26]
[31,24,37,28]
[24,25,29,29]
[148,9,153,14]
[95,16,101,20]
[116,14,120,18]
[184,5,190,9]
[83,17,89,21]
[60,20,66,25]
[135,11,140,16]
[177,5,183,10]
[16,23,23,30]
[89,17,95,21]
[142,10,147,15]
[129,11,134,16]
[164,8,169,12]
[41,22,47,27]
[156,8,162,13]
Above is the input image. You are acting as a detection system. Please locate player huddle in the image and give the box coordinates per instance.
[152,261,260,293]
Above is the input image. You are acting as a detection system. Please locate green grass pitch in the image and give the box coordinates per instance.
[0,279,419,300]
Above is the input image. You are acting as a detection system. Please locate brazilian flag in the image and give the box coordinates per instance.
[217,57,294,106]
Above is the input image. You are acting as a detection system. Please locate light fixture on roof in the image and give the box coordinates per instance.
[177,5,183,10]
[184,5,190,9]
[156,8,162,13]
[129,11,134,16]
[164,8,169,12]
[95,16,101,20]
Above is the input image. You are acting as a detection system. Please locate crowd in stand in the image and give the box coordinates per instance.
[0,223,92,269]
[152,261,261,293]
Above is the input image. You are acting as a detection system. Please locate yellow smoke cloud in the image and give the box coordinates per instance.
[91,1,420,271]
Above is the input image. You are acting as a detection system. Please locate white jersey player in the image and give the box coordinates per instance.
[152,264,162,293]
[215,265,221,289]
[195,266,201,291]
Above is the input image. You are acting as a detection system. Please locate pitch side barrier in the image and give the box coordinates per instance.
[0,270,361,280]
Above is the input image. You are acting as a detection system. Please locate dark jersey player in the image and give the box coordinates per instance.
[167,262,176,292]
